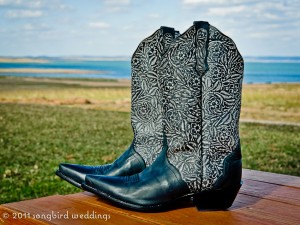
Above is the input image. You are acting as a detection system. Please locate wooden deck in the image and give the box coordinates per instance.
[1,169,299,225]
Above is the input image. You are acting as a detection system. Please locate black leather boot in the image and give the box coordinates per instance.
[56,26,178,188]
[82,21,244,211]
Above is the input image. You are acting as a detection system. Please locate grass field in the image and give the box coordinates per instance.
[0,76,299,122]
[0,103,132,204]
[0,76,299,204]
[241,83,300,123]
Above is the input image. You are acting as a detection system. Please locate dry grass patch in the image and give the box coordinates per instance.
[0,76,299,122]
[241,83,300,123]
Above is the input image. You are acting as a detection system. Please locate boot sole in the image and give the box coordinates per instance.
[81,183,194,212]
[55,170,82,189]
[81,182,242,212]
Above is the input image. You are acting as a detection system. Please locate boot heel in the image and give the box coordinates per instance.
[193,181,242,210]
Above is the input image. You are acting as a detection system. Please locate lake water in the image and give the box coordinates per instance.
[0,58,300,83]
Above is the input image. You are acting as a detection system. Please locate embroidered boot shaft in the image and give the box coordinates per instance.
[200,24,244,191]
[159,21,244,192]
[131,26,175,166]
[56,27,177,188]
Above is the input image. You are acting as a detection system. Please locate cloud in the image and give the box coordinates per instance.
[0,0,17,6]
[22,23,49,31]
[22,24,35,31]
[0,0,42,8]
[148,13,161,19]
[103,0,131,12]
[6,10,44,18]
[208,5,246,16]
[264,13,280,20]
[183,0,222,4]
[88,22,110,29]
[122,25,133,31]
[182,0,242,5]
[248,32,269,39]
[104,0,131,5]
[0,0,71,11]
[23,0,43,8]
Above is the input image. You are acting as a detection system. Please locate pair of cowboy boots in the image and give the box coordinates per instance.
[56,21,244,211]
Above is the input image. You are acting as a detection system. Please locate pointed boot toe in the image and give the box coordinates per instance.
[56,163,112,188]
[56,144,146,188]
[82,147,190,211]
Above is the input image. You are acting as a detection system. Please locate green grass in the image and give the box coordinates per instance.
[0,103,133,204]
[1,103,299,204]
[240,123,300,174]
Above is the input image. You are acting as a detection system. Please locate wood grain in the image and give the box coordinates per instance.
[1,169,300,225]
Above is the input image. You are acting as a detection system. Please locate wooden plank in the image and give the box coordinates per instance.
[1,169,300,225]
[240,179,300,206]
[234,194,300,225]
[3,195,155,225]
[0,205,47,225]
[63,192,273,225]
[242,169,300,188]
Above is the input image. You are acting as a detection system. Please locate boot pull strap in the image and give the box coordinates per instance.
[193,21,209,72]
[160,26,176,38]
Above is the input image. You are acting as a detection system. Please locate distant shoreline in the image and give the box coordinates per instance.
[0,68,106,75]
[1,56,300,63]
[1,75,299,86]
[1,57,299,83]
[0,56,131,63]
[0,57,48,63]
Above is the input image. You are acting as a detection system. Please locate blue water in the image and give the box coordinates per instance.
[0,59,131,79]
[0,58,300,83]
[244,62,300,83]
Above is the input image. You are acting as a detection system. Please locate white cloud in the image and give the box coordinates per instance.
[122,25,133,31]
[0,0,42,8]
[22,23,49,31]
[23,24,35,31]
[248,32,269,39]
[104,0,131,5]
[264,13,280,20]
[6,10,43,18]
[208,5,246,16]
[0,0,9,5]
[148,13,161,19]
[183,0,224,4]
[103,0,131,12]
[0,0,71,10]
[88,22,110,29]
[0,27,6,33]
[25,0,42,8]
[182,0,244,5]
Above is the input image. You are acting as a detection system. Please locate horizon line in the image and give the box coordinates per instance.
[1,55,300,58]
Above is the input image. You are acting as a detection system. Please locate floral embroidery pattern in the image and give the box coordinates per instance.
[158,25,204,192]
[201,25,244,190]
[158,23,243,192]
[131,28,175,166]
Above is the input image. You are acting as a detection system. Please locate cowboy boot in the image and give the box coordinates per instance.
[55,26,177,188]
[82,21,244,211]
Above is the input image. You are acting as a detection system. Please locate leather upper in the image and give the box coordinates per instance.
[58,143,146,184]
[85,145,190,207]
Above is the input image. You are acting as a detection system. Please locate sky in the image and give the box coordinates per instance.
[0,0,299,57]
